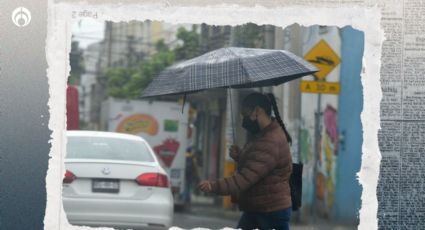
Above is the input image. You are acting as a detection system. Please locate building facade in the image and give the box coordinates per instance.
[86,21,194,129]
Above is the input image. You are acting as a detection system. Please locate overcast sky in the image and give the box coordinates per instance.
[72,19,105,49]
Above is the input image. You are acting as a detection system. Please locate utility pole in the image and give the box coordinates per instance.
[263,25,275,94]
[264,25,275,49]
[106,21,113,68]
[126,35,135,67]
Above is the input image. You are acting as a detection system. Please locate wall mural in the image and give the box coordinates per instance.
[315,105,338,216]
[300,126,315,206]
[300,128,313,163]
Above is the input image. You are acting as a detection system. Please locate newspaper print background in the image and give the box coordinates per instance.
[39,0,422,229]
[45,2,384,229]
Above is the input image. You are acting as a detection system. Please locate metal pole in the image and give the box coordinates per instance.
[312,92,322,224]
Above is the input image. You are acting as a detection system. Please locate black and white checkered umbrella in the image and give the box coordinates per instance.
[142,47,318,97]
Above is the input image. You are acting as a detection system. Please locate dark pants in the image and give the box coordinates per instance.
[183,178,192,203]
[237,208,292,230]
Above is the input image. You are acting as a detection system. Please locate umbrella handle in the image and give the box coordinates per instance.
[228,87,236,144]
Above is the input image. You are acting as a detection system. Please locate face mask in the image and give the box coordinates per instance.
[242,116,260,134]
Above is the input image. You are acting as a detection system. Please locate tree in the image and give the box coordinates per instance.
[105,39,175,99]
[232,23,265,48]
[105,67,135,98]
[174,26,201,60]
[69,40,85,85]
[105,26,200,99]
[131,47,175,97]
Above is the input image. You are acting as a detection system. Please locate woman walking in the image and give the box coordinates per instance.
[198,92,293,230]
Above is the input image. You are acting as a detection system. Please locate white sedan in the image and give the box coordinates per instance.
[63,131,174,230]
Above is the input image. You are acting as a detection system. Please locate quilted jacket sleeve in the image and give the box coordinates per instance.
[210,140,278,196]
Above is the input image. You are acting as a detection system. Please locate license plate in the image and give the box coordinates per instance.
[92,179,119,193]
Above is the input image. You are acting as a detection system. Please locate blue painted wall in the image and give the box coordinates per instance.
[333,26,364,224]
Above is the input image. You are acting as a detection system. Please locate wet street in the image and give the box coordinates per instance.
[170,209,356,230]
[171,212,239,229]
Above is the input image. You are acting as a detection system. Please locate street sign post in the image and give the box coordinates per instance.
[303,39,341,223]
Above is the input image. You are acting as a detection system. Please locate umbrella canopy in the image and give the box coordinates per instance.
[142,47,318,97]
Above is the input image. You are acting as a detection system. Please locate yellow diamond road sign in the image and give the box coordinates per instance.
[304,39,340,80]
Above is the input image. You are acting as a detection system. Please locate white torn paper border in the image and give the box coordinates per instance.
[45,2,384,230]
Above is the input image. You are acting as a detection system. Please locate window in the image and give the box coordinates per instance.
[66,136,155,162]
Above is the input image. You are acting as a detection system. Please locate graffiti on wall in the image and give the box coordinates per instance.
[299,126,315,206]
[324,105,339,154]
[300,128,313,163]
[315,105,338,215]
[298,105,339,216]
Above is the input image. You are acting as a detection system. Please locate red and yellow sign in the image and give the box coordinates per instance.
[116,114,159,136]
[153,138,180,168]
[304,39,340,80]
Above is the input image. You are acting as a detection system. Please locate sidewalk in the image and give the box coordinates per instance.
[185,202,241,221]
[183,197,356,230]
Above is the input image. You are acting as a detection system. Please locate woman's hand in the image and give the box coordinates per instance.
[229,145,241,160]
[197,180,212,193]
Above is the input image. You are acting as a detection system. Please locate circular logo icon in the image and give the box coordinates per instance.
[101,167,111,175]
[12,7,31,27]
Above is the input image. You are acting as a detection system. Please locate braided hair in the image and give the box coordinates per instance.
[242,92,293,145]
[266,93,292,145]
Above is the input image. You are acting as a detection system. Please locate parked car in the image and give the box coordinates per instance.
[63,131,174,230]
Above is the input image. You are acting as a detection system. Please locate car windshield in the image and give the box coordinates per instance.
[66,135,155,162]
